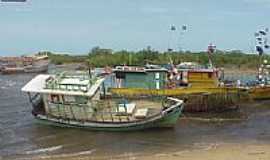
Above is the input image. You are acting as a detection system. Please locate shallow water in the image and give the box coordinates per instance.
[0,73,270,160]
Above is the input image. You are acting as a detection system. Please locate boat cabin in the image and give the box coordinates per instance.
[177,68,219,88]
[22,72,104,119]
[112,65,220,90]
[113,66,168,89]
[21,72,184,130]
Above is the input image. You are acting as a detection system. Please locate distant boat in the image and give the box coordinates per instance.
[249,29,270,100]
[0,54,49,74]
[249,86,270,100]
[21,72,184,131]
[248,60,270,100]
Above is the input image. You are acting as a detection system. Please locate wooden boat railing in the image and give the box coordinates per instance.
[42,98,180,124]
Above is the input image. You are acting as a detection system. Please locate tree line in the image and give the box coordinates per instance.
[41,46,270,69]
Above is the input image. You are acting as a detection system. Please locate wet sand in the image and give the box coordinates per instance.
[14,143,270,160]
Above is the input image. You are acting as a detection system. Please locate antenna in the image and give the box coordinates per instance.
[178,25,187,52]
[168,25,188,52]
[255,27,270,85]
[168,25,176,52]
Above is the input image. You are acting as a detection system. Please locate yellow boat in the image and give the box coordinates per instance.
[249,86,270,100]
[110,65,241,96]
[107,65,245,112]
[109,87,240,96]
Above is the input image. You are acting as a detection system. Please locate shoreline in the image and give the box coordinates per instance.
[7,143,270,160]
[54,63,258,72]
[223,68,257,74]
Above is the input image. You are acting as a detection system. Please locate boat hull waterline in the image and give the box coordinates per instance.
[34,101,184,131]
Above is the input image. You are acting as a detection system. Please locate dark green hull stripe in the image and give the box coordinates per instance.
[35,107,182,131]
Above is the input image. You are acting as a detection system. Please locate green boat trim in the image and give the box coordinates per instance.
[34,99,184,131]
[21,73,185,131]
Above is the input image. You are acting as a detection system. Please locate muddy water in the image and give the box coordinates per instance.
[0,74,270,160]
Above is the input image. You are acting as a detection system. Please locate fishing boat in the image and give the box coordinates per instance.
[108,44,244,112]
[249,86,270,100]
[248,28,270,100]
[248,60,270,100]
[108,64,242,112]
[110,64,231,95]
[21,72,184,131]
[0,54,49,74]
[109,44,239,97]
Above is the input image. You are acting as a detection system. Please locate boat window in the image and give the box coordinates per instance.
[62,95,87,104]
[75,96,88,104]
[115,72,126,79]
[208,73,212,78]
[49,94,60,103]
[155,72,160,79]
[63,95,76,103]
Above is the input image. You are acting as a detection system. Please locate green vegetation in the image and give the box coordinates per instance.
[40,51,87,65]
[40,47,270,69]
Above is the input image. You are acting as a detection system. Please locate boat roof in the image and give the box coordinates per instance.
[113,66,167,73]
[22,74,105,97]
[59,78,89,86]
[178,68,217,73]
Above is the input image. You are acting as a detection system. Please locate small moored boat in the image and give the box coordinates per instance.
[21,72,184,131]
[0,54,49,74]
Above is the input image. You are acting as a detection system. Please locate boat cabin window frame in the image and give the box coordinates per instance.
[115,72,126,79]
[49,94,60,103]
[208,72,213,78]
[63,95,76,103]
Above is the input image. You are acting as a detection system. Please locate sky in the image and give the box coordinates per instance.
[0,0,270,56]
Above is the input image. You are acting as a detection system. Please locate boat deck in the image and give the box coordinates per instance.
[44,99,163,123]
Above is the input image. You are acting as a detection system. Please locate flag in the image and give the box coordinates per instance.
[182,25,187,31]
[170,25,176,31]
[168,48,173,52]
[255,28,269,55]
[257,37,262,41]
[208,43,216,54]
[259,30,267,36]
[256,46,264,55]
[255,32,260,37]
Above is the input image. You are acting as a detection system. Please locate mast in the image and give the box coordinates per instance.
[178,25,187,52]
[168,25,176,52]
[168,25,187,52]
[255,28,269,84]
[207,43,216,68]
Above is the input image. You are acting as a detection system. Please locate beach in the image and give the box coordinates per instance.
[16,143,270,160]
